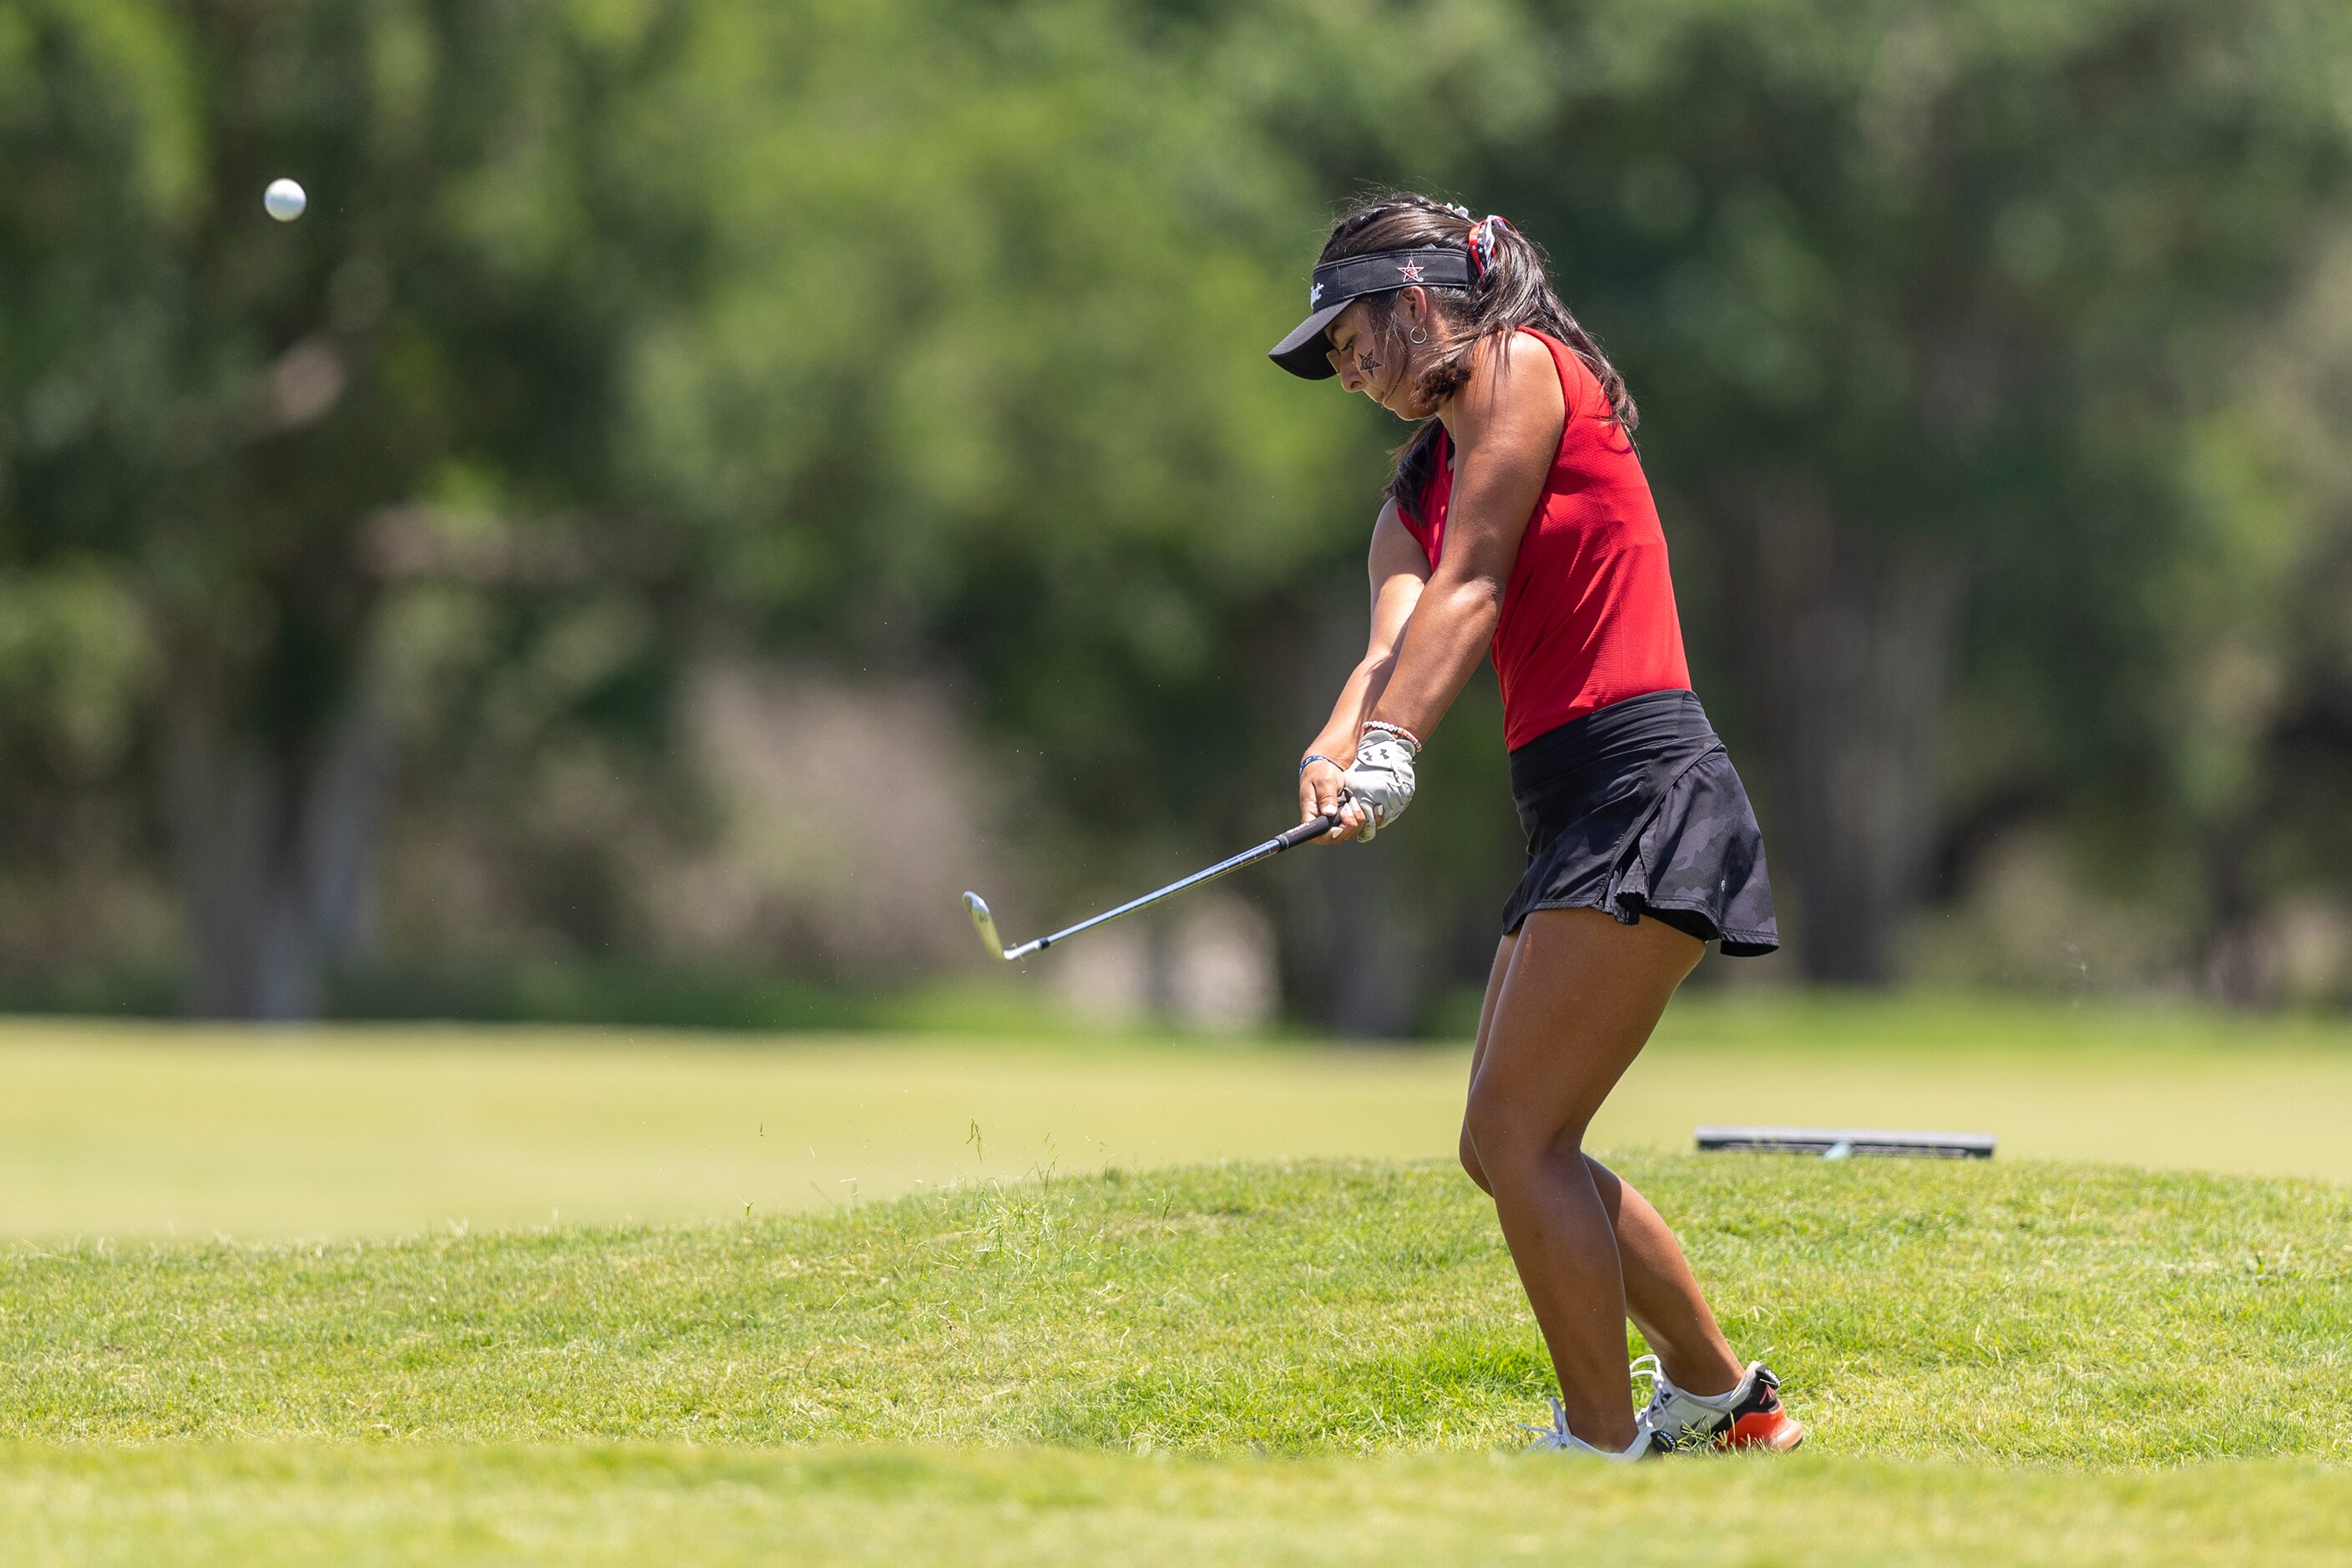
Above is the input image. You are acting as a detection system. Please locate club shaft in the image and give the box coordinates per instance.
[1005,815,1336,960]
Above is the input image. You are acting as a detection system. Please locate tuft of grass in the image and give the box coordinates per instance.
[5,1156,2346,1464]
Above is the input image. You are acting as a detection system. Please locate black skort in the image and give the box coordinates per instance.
[1502,688,1778,955]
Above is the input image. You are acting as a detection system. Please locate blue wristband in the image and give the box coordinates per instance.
[1299,754,1338,775]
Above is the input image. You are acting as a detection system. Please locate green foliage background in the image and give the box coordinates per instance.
[6,0,2352,1020]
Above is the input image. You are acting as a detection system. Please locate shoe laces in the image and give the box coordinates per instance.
[1628,1353,1673,1419]
[1524,1399,1650,1459]
[1520,1397,1573,1451]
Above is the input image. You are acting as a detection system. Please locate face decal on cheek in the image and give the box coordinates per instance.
[1355,348,1383,377]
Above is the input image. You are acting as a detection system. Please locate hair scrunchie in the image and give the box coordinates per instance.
[1467,214,1512,279]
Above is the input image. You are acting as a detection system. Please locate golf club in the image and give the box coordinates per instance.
[964,811,1343,963]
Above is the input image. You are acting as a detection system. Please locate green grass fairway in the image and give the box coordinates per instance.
[11,1156,2344,1459]
[5,1156,2349,1562]
[6,1446,2349,1567]
[8,998,2348,1562]
[3,990,2349,1240]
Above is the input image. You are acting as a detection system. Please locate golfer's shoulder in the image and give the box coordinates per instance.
[1455,331,1566,456]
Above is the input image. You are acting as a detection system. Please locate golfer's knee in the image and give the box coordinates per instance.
[1463,1095,1583,1184]
[1458,1125,1492,1194]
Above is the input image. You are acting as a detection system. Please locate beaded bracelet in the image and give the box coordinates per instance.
[1359,719,1424,753]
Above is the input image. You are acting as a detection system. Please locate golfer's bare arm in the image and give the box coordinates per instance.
[1368,332,1562,741]
[1315,508,1431,760]
[1297,506,1429,836]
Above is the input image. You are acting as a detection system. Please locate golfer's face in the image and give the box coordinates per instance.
[1327,301,1424,417]
[1326,304,1393,405]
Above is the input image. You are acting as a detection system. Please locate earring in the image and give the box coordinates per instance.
[1409,326,1429,346]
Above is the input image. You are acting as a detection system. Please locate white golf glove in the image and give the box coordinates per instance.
[1342,726,1419,842]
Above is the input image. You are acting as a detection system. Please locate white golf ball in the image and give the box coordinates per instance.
[263,179,307,222]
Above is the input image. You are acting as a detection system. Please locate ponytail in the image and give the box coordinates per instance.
[1313,195,1636,524]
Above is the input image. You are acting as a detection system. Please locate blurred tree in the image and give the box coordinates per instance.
[620,0,1383,961]
[0,0,1378,1019]
[0,0,704,1014]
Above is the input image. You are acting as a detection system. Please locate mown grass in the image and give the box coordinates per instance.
[8,1154,2349,1563]
[6,1444,2351,1567]
[7,1156,2346,1463]
[5,994,2349,1242]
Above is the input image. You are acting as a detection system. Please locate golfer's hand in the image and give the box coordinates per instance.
[1338,729,1418,842]
[1299,756,1366,843]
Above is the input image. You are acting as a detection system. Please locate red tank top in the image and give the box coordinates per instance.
[1401,330,1690,751]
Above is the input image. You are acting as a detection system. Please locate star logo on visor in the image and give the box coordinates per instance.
[1398,261,1425,282]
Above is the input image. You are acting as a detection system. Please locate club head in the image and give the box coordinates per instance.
[963,891,1013,960]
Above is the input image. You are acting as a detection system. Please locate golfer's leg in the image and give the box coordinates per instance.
[1457,933,1516,1196]
[1459,928,1741,1396]
[1464,908,1700,1449]
[1587,1158,1743,1398]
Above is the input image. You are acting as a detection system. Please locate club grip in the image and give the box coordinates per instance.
[1277,812,1343,851]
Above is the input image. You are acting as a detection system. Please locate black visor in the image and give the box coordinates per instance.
[1267,246,1475,379]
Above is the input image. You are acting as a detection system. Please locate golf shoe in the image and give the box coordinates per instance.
[1631,1357,1805,1452]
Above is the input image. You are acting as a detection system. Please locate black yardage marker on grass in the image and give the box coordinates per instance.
[1697,1125,1995,1160]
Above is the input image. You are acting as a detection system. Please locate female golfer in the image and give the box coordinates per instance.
[1271,195,1801,1458]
